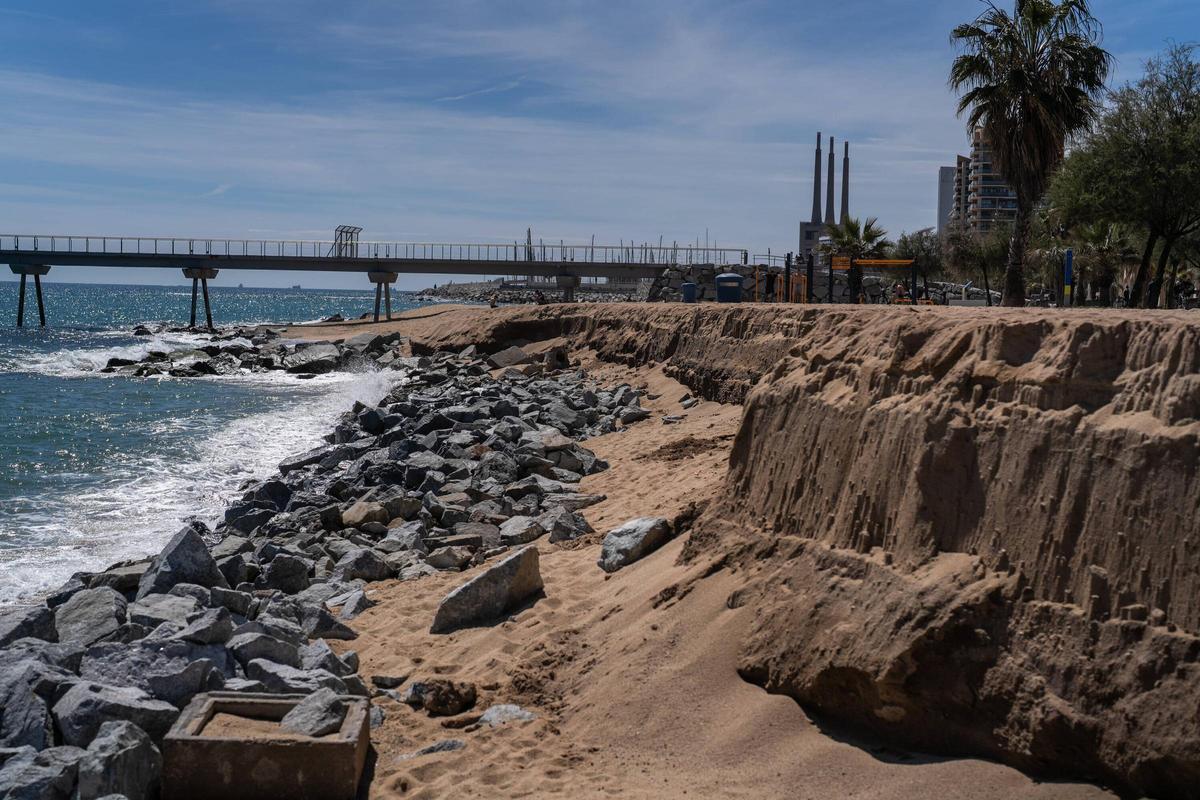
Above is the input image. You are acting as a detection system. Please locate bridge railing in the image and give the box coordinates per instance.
[0,234,748,267]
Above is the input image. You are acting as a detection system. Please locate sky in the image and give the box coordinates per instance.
[0,0,1194,290]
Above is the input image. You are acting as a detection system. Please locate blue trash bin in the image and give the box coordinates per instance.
[680,282,698,303]
[715,273,743,303]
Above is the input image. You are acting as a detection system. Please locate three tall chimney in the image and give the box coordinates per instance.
[840,141,850,224]
[824,136,836,226]
[811,132,823,225]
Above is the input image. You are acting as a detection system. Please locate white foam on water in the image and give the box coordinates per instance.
[15,330,213,378]
[0,367,398,604]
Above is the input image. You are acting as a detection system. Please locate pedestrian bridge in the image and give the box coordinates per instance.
[1,232,748,327]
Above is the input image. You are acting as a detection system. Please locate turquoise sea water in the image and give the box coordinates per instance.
[0,281,416,603]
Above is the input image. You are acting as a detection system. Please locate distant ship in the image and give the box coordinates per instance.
[237,283,244,288]
[292,284,302,289]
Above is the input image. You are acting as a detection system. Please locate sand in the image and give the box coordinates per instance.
[290,314,1117,798]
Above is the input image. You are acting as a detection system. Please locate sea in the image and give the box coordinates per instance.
[0,280,420,604]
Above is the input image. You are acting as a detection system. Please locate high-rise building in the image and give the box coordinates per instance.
[942,128,1017,234]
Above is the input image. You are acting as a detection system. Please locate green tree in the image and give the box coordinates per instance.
[820,217,892,259]
[950,0,1112,306]
[943,223,1010,306]
[894,228,943,294]
[1050,44,1200,307]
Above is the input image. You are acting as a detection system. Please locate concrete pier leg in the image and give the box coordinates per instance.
[201,279,214,330]
[368,272,399,323]
[182,268,219,330]
[11,265,50,327]
[190,279,199,328]
[16,274,26,328]
[34,274,45,327]
[556,274,581,303]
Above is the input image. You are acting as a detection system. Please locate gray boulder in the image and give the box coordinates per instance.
[0,676,53,750]
[537,507,593,543]
[425,546,472,571]
[498,516,544,546]
[429,547,543,634]
[336,590,371,621]
[244,661,345,695]
[0,745,85,800]
[80,641,229,708]
[480,704,536,727]
[333,549,391,583]
[136,525,228,599]
[260,554,311,594]
[54,588,127,647]
[0,606,56,648]
[597,517,672,573]
[226,632,301,670]
[282,343,340,374]
[52,683,178,747]
[298,640,354,677]
[128,594,198,629]
[76,721,161,800]
[486,346,530,369]
[279,688,346,737]
[174,608,233,645]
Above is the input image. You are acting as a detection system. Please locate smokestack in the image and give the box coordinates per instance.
[840,141,850,224]
[811,132,823,225]
[825,136,836,226]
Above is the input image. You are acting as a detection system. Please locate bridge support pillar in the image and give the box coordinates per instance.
[369,272,398,322]
[183,268,219,330]
[556,274,581,303]
[10,265,50,327]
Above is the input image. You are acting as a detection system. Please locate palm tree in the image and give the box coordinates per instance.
[820,217,892,259]
[950,0,1112,306]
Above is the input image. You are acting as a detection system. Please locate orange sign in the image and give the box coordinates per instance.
[830,257,914,271]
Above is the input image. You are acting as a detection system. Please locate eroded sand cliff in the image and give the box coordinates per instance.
[302,303,1200,798]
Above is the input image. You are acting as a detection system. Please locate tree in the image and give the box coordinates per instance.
[943,223,1010,306]
[820,217,892,259]
[950,0,1112,306]
[894,228,943,294]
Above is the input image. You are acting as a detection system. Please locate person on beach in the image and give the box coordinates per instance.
[489,292,498,308]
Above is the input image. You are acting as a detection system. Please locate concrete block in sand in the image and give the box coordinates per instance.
[598,517,672,573]
[429,547,543,633]
[486,345,531,369]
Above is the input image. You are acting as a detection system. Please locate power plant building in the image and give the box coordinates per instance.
[798,132,850,261]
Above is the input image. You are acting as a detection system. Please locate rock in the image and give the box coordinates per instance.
[282,343,340,374]
[540,492,606,512]
[425,546,473,571]
[136,525,228,599]
[538,507,593,543]
[400,679,477,716]
[0,675,53,750]
[261,554,312,594]
[174,608,233,645]
[245,660,345,695]
[486,346,530,369]
[55,588,128,647]
[619,407,651,424]
[52,683,178,747]
[336,590,372,621]
[498,516,545,546]
[0,606,56,648]
[0,745,86,799]
[398,739,465,760]
[298,640,354,677]
[167,583,211,608]
[76,721,161,800]
[297,604,357,641]
[209,587,253,617]
[598,518,672,572]
[127,594,198,629]
[341,500,388,529]
[429,547,544,634]
[226,633,301,670]
[479,704,536,727]
[79,641,229,709]
[333,549,391,583]
[369,706,385,730]
[88,562,152,594]
[279,688,346,737]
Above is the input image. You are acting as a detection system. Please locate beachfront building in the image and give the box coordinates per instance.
[942,128,1018,234]
[798,132,851,261]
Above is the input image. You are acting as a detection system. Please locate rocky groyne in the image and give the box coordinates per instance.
[0,328,654,797]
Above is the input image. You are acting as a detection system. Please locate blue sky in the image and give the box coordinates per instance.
[0,0,1194,289]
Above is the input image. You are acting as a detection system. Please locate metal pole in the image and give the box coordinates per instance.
[911,260,919,305]
[784,253,792,304]
[807,254,815,303]
[201,279,214,329]
[34,274,45,327]
[827,255,834,304]
[373,282,382,323]
[190,278,199,328]
[16,273,26,327]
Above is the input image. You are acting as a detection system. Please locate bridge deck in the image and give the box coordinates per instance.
[1,235,746,281]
